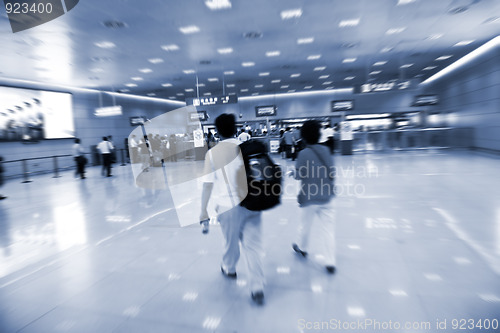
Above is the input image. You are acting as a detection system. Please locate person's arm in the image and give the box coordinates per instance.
[199,182,213,221]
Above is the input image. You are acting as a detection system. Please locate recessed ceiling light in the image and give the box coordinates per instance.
[139,68,153,73]
[325,86,334,90]
[307,54,321,60]
[400,63,413,68]
[370,71,382,75]
[185,88,194,92]
[304,86,313,89]
[314,66,326,71]
[297,37,314,44]
[281,85,289,88]
[217,47,233,54]
[176,93,184,96]
[205,0,232,10]
[255,84,264,88]
[344,76,355,80]
[339,18,360,27]
[179,25,200,34]
[162,83,172,87]
[373,61,387,66]
[241,89,249,92]
[319,75,330,79]
[266,51,281,57]
[281,8,302,20]
[148,58,164,64]
[386,27,406,35]
[381,47,393,53]
[124,83,137,87]
[161,44,179,51]
[259,72,270,76]
[196,83,205,87]
[252,93,259,96]
[91,68,104,73]
[204,92,212,96]
[453,40,474,46]
[428,33,444,40]
[322,81,333,85]
[343,58,357,63]
[288,90,296,93]
[226,84,235,87]
[131,77,143,81]
[120,89,130,93]
[224,70,235,75]
[242,62,255,67]
[423,66,437,70]
[271,79,281,83]
[208,78,219,82]
[183,69,196,74]
[397,0,416,5]
[147,93,156,96]
[229,92,236,95]
[169,96,176,99]
[290,73,301,78]
[436,55,453,61]
[94,41,116,49]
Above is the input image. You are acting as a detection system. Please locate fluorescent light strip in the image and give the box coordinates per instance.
[259,72,270,76]
[161,44,179,51]
[453,40,474,47]
[226,84,235,87]
[373,61,387,66]
[319,75,330,79]
[217,47,233,54]
[400,63,413,68]
[339,18,360,27]
[196,83,205,87]
[271,79,281,83]
[281,85,289,88]
[124,83,137,87]
[148,58,164,64]
[343,58,357,63]
[239,88,354,101]
[255,84,263,88]
[344,76,355,80]
[204,92,212,96]
[94,41,115,49]
[281,8,302,20]
[397,0,416,5]
[131,77,143,81]
[162,83,172,87]
[207,78,219,82]
[185,88,194,92]
[224,70,234,75]
[179,25,200,34]
[436,55,453,61]
[423,66,437,70]
[304,86,313,89]
[314,66,326,71]
[370,71,381,75]
[205,0,232,10]
[422,35,500,85]
[290,73,301,78]
[307,54,321,60]
[297,37,314,44]
[266,51,281,57]
[386,27,406,35]
[428,33,444,40]
[139,68,153,73]
[322,81,332,85]
[242,62,255,67]
[183,69,196,74]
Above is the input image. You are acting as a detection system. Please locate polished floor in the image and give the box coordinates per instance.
[1,149,500,333]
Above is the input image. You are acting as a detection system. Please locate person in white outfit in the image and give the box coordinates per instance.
[199,113,266,305]
[237,128,251,142]
[290,120,336,274]
[97,136,114,177]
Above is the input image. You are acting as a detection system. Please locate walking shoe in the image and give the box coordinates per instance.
[292,243,308,258]
[221,266,237,279]
[251,291,264,305]
[0,195,6,200]
[326,266,336,274]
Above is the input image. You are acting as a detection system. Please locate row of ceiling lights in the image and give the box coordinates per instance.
[91,0,482,97]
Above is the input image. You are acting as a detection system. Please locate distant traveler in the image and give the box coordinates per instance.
[72,138,87,179]
[199,113,266,305]
[237,128,251,142]
[290,120,337,274]
[283,127,295,159]
[97,136,114,177]
[0,156,6,200]
[319,124,335,154]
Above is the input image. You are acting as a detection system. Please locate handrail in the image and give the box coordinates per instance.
[1,149,129,183]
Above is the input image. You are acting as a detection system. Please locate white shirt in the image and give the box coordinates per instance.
[203,138,248,212]
[72,143,84,157]
[319,127,334,143]
[97,140,114,154]
[238,132,251,142]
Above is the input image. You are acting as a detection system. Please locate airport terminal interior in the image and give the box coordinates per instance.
[1,0,500,332]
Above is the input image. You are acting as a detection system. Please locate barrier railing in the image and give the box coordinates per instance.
[1,148,130,182]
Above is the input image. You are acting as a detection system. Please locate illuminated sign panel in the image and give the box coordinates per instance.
[186,95,238,106]
[129,116,147,126]
[412,95,439,106]
[356,80,415,93]
[255,105,276,117]
[189,111,208,122]
[331,100,354,111]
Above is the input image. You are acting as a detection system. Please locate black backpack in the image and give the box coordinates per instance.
[239,139,282,211]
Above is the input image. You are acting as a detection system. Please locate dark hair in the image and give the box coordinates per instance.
[215,113,236,138]
[300,120,322,144]
[74,138,81,144]
[102,136,108,141]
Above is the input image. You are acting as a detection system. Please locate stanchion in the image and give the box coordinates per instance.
[120,148,126,166]
[52,156,61,178]
[21,159,32,183]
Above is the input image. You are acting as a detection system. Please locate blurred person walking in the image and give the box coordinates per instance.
[290,120,337,274]
[97,136,114,177]
[0,156,6,200]
[72,138,87,179]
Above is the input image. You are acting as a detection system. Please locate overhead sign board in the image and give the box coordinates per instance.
[331,100,354,111]
[255,105,276,117]
[186,95,237,106]
[356,80,416,94]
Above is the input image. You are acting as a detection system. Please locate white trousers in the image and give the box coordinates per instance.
[218,205,265,292]
[297,202,336,266]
